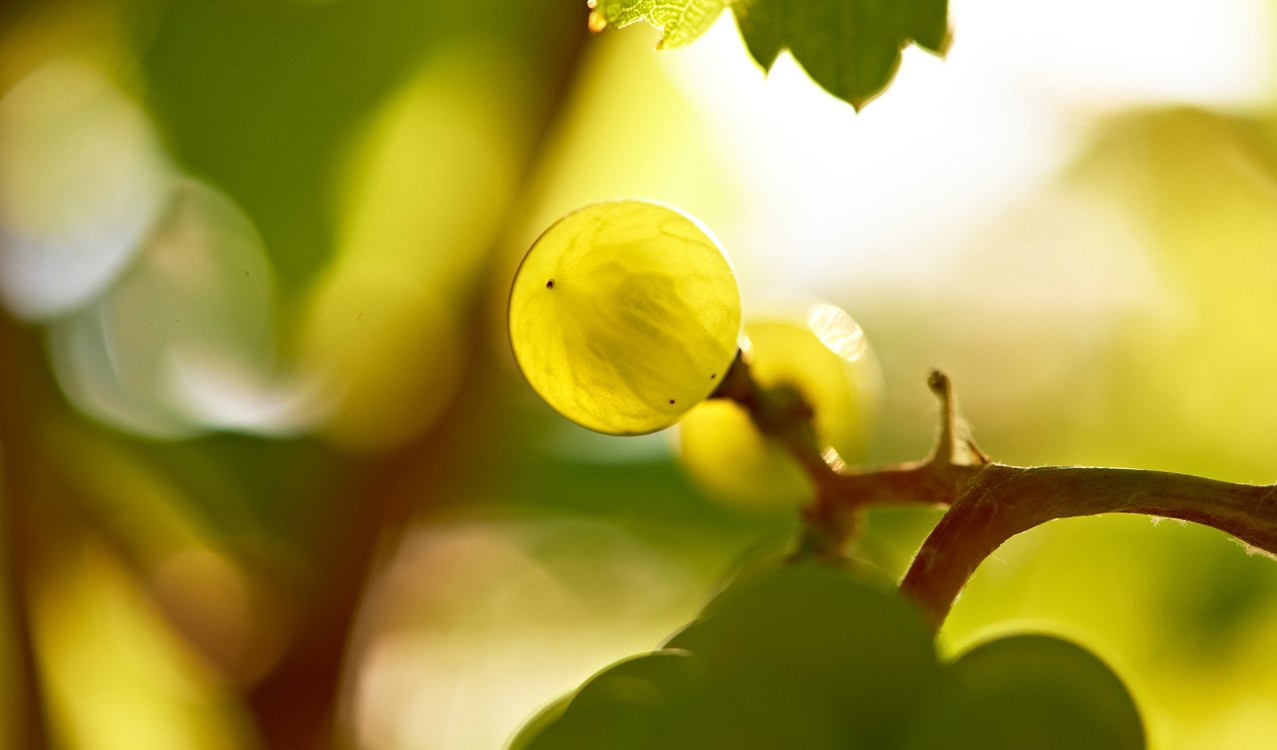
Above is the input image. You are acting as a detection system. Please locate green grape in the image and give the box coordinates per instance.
[664,562,940,744]
[506,692,571,750]
[515,649,701,749]
[656,674,846,749]
[902,634,1146,750]
[679,303,880,509]
[508,201,742,435]
[513,564,944,749]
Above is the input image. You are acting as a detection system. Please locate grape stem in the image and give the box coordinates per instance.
[712,356,1277,632]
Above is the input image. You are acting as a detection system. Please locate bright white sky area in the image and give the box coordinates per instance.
[659,0,1277,298]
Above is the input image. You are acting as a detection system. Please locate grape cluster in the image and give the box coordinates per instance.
[510,563,1145,749]
[508,203,1145,748]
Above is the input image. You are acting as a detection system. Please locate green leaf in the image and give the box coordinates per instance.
[591,0,949,108]
[734,0,950,110]
[590,0,728,49]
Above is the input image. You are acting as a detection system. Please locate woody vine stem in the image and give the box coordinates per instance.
[712,353,1277,631]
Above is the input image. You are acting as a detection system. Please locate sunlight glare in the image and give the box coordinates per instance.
[655,0,1276,301]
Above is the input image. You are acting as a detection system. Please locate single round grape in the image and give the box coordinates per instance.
[507,692,571,750]
[679,303,880,508]
[664,562,940,743]
[508,201,742,435]
[902,634,1146,750]
[514,650,700,750]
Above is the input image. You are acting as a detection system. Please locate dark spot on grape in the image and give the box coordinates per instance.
[710,373,716,380]
[546,279,555,289]
[668,399,676,405]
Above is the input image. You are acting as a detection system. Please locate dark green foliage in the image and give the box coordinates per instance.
[591,0,949,109]
[733,0,949,109]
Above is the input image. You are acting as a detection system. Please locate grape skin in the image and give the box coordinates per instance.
[509,201,742,435]
[679,307,879,509]
[511,566,1145,749]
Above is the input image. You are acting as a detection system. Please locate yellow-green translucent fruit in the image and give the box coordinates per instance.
[679,304,880,509]
[509,201,742,435]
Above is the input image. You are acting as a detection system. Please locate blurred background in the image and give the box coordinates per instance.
[2,0,1276,747]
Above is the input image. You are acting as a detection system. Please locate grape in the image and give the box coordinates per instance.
[512,562,1146,750]
[513,644,850,749]
[507,692,571,750]
[513,650,700,749]
[508,201,742,435]
[664,562,940,743]
[655,674,846,749]
[902,634,1145,750]
[679,303,880,508]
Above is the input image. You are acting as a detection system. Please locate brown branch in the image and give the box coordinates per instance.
[716,358,1277,632]
[246,14,596,750]
[0,317,56,750]
[713,359,984,556]
[899,464,1277,630]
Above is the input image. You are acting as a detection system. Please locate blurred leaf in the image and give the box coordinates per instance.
[334,48,525,306]
[1065,108,1277,477]
[40,420,294,684]
[296,45,532,451]
[589,0,727,49]
[33,543,256,750]
[138,0,577,289]
[733,0,949,109]
[297,261,464,452]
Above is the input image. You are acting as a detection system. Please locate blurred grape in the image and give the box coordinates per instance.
[679,303,880,509]
[0,59,170,320]
[518,650,700,750]
[904,633,1145,750]
[667,561,940,743]
[46,179,293,438]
